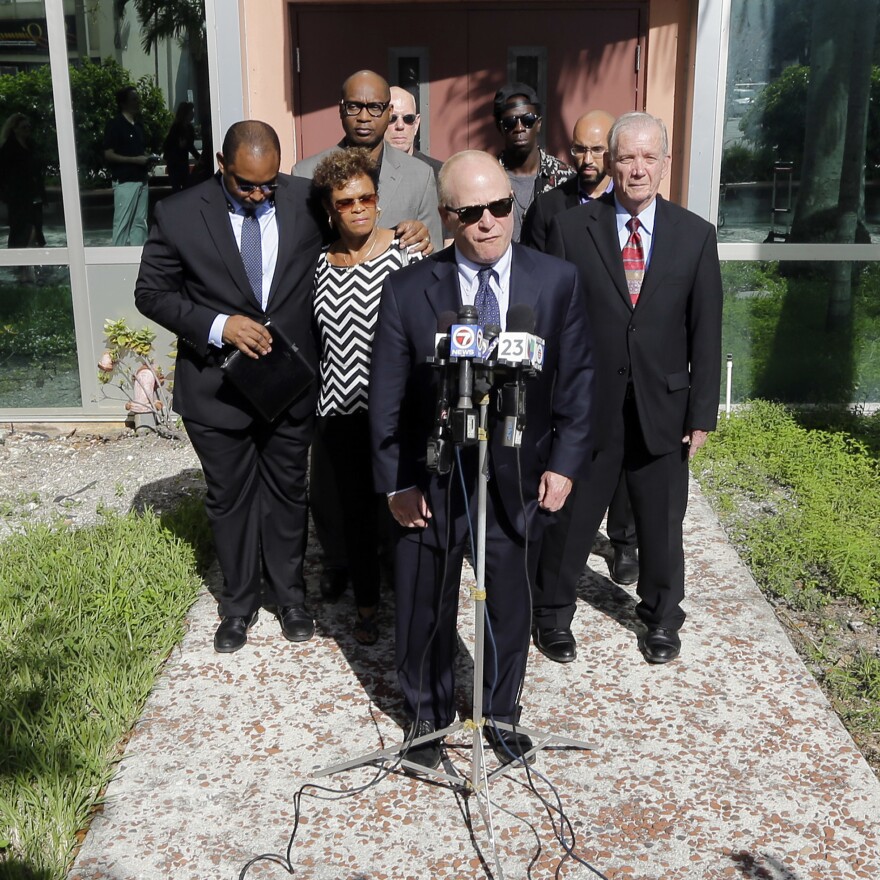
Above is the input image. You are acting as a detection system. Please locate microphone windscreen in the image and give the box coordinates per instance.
[506,303,536,333]
[483,323,501,342]
[458,304,479,324]
[437,310,457,333]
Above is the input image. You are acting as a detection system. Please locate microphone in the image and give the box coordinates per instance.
[496,305,542,447]
[426,312,457,474]
[473,323,501,398]
[497,304,545,373]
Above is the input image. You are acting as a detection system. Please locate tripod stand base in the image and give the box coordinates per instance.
[312,717,597,789]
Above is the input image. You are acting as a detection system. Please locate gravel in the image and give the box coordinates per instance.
[0,423,205,539]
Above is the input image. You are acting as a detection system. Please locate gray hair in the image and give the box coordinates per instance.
[608,112,669,159]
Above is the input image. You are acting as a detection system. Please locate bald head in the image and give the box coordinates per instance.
[439,151,513,265]
[339,70,392,151]
[386,86,420,154]
[220,120,280,164]
[571,109,615,196]
[340,70,390,102]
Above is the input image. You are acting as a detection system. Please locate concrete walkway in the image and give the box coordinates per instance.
[69,480,880,880]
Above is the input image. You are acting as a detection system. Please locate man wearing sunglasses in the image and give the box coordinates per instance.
[384,86,443,179]
[369,150,594,771]
[135,121,325,654]
[293,70,442,253]
[494,83,573,242]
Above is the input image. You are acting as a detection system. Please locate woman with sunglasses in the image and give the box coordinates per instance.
[310,148,421,645]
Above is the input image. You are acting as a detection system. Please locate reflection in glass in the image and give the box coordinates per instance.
[0,0,66,247]
[721,261,880,405]
[720,0,880,247]
[67,0,213,246]
[0,265,81,409]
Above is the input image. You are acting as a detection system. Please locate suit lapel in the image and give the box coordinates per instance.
[508,244,541,316]
[635,196,678,309]
[267,178,298,306]
[424,249,461,320]
[378,147,402,221]
[200,177,258,306]
[587,197,632,309]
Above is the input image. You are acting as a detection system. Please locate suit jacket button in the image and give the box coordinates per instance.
[617,368,626,375]
[628,325,635,331]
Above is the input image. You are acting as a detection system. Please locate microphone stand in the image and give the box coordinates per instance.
[313,365,596,875]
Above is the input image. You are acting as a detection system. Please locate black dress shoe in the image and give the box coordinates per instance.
[277,605,315,642]
[484,723,535,765]
[319,568,349,603]
[609,546,640,585]
[532,626,577,663]
[401,720,443,772]
[214,611,258,654]
[641,626,681,664]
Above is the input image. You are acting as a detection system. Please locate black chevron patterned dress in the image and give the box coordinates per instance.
[311,242,420,615]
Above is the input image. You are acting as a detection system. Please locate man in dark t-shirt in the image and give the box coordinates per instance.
[103,86,151,246]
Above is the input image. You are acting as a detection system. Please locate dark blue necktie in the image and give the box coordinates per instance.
[475,266,500,326]
[240,208,263,308]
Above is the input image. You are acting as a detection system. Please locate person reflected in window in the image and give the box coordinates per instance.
[0,113,46,258]
[162,102,201,193]
[103,86,152,246]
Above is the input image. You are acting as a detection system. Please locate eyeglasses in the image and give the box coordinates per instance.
[390,113,417,126]
[333,193,378,213]
[498,112,541,132]
[570,144,607,157]
[233,175,278,195]
[445,197,513,225]
[340,100,390,117]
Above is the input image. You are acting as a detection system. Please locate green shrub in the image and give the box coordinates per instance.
[694,399,880,607]
[0,509,205,878]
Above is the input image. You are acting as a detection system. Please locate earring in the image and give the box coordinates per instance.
[327,215,334,229]
[376,206,382,216]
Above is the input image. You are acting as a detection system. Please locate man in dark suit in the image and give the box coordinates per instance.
[135,121,325,653]
[542,112,722,665]
[523,110,640,664]
[369,150,594,770]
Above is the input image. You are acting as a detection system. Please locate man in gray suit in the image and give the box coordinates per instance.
[292,70,442,250]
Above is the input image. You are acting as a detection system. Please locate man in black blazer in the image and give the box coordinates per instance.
[523,110,641,664]
[542,112,722,664]
[369,150,594,770]
[135,121,325,653]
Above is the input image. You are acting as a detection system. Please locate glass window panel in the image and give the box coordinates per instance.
[721,261,880,405]
[0,264,80,408]
[0,0,66,248]
[67,0,213,247]
[720,0,880,245]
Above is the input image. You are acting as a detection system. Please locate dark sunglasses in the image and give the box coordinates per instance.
[499,112,541,132]
[340,100,390,117]
[334,193,378,213]
[233,174,278,195]
[390,113,418,125]
[445,197,514,225]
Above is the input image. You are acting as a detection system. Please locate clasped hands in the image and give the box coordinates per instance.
[388,470,572,529]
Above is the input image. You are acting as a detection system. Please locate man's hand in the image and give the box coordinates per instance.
[395,220,433,255]
[537,471,572,512]
[682,429,710,459]
[222,315,272,359]
[388,487,432,528]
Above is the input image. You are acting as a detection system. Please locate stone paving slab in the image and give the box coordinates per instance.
[69,481,880,880]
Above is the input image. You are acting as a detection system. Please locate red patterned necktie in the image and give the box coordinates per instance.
[623,217,645,307]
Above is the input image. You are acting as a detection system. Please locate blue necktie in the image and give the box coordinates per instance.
[475,266,500,327]
[240,208,263,308]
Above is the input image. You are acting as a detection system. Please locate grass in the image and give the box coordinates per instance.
[0,502,211,879]
[693,399,880,607]
[694,399,880,770]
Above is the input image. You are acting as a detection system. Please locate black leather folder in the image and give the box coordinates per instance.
[221,320,314,422]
